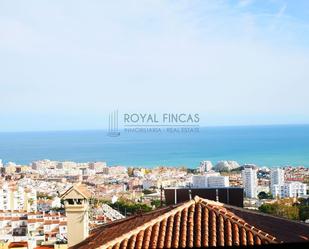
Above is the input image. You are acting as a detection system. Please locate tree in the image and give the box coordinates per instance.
[259,203,299,220]
[299,206,309,221]
[127,167,134,177]
[142,189,155,195]
[151,199,165,208]
[258,191,272,200]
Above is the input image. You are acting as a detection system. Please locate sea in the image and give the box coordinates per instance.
[0,125,309,168]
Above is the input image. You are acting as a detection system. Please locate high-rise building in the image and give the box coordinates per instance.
[270,168,285,197]
[271,168,285,186]
[242,166,258,198]
[270,168,307,198]
[199,161,213,172]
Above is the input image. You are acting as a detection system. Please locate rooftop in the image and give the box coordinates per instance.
[70,196,309,249]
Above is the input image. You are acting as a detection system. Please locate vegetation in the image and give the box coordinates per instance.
[89,197,152,216]
[230,166,243,173]
[259,198,309,221]
[259,203,299,220]
[258,191,273,200]
[127,167,134,177]
[151,199,165,208]
[299,206,309,221]
[142,189,155,195]
[37,192,53,199]
[109,200,152,215]
[186,168,197,174]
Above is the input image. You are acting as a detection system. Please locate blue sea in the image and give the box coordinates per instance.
[0,125,309,168]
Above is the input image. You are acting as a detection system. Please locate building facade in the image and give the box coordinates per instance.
[271,181,307,198]
[198,161,213,172]
[192,173,229,188]
[0,183,37,212]
[242,167,258,198]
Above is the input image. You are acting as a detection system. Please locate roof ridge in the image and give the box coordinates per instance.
[199,199,278,243]
[73,196,283,249]
[98,199,196,249]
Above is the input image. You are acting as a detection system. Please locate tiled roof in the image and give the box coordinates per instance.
[60,183,92,199]
[72,196,279,249]
[226,205,309,243]
[8,242,28,248]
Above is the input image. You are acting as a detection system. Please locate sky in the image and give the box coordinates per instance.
[1,0,309,131]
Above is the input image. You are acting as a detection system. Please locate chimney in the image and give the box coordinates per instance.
[60,184,91,247]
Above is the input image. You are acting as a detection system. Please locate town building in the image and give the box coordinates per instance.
[192,173,229,188]
[0,210,67,248]
[270,168,285,186]
[88,162,107,173]
[198,160,213,172]
[270,168,307,198]
[207,175,229,188]
[271,181,307,198]
[242,166,258,198]
[0,182,37,212]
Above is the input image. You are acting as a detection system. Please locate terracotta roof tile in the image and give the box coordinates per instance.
[8,242,28,248]
[225,204,309,243]
[71,196,281,249]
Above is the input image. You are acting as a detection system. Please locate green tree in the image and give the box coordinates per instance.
[142,189,155,195]
[151,199,165,208]
[258,191,272,199]
[299,206,309,221]
[259,203,299,220]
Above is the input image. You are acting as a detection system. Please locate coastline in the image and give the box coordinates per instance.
[0,124,309,168]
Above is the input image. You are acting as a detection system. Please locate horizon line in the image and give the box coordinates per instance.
[1,123,309,134]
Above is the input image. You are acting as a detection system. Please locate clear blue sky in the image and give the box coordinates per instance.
[1,0,309,131]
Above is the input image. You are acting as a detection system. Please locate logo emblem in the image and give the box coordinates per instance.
[108,110,120,137]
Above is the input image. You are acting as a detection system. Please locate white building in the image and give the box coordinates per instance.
[0,183,37,212]
[271,168,285,186]
[199,161,213,172]
[57,161,77,170]
[0,210,67,247]
[192,173,229,188]
[142,179,157,190]
[272,181,307,198]
[270,168,307,198]
[89,162,107,173]
[31,159,58,170]
[192,175,207,188]
[242,167,258,198]
[207,176,229,188]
